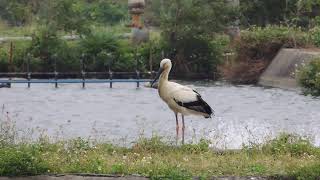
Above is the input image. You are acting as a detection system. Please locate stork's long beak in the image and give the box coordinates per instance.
[151,67,164,86]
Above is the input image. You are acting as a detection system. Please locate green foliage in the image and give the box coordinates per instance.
[0,0,31,26]
[85,0,128,25]
[225,25,309,84]
[260,133,317,156]
[239,26,308,53]
[181,139,210,154]
[79,30,137,72]
[240,0,320,27]
[28,26,67,71]
[247,164,266,174]
[158,0,236,74]
[0,146,48,176]
[133,136,170,153]
[38,0,91,35]
[0,130,320,178]
[240,0,298,26]
[0,41,31,72]
[291,163,320,180]
[297,58,320,96]
[309,26,320,47]
[0,0,127,30]
[136,36,169,71]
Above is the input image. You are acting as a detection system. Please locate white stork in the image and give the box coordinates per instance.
[151,59,213,144]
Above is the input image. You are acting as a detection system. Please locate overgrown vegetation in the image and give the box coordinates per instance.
[0,130,320,179]
[2,0,320,80]
[240,0,320,27]
[157,0,235,75]
[0,113,319,179]
[297,58,320,96]
[222,26,311,84]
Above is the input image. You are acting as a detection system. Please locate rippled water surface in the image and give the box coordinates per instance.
[1,81,320,149]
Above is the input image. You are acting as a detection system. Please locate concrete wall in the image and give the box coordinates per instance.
[259,48,320,90]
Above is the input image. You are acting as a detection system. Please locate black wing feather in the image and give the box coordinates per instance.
[174,91,213,118]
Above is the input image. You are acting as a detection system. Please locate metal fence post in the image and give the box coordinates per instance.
[81,54,86,89]
[27,53,31,88]
[53,54,58,88]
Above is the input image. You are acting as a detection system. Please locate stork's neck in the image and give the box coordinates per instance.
[159,67,170,85]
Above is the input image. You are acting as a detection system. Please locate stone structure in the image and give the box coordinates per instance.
[259,48,320,89]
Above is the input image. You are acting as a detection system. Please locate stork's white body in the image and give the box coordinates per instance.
[152,59,213,144]
[158,81,209,117]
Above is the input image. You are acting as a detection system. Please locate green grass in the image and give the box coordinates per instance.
[0,21,36,36]
[0,134,320,179]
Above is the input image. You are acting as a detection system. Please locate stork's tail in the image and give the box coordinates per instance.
[198,96,214,118]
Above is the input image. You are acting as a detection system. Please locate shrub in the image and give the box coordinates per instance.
[158,0,236,76]
[290,163,320,180]
[309,26,320,47]
[84,0,128,25]
[297,58,320,96]
[0,146,48,176]
[26,26,83,72]
[136,35,169,72]
[28,26,68,71]
[0,41,31,72]
[238,26,308,60]
[80,30,141,72]
[261,133,316,156]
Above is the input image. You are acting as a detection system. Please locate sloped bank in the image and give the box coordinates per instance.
[259,48,320,89]
[221,26,310,84]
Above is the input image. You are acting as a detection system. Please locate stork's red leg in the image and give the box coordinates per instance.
[175,113,179,144]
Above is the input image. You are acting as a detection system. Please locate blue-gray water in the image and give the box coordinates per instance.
[1,81,320,149]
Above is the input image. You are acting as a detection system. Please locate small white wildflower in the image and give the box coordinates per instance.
[183,157,189,162]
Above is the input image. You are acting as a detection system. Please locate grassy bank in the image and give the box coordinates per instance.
[0,134,320,179]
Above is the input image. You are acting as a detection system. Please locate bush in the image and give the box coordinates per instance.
[158,0,236,76]
[85,0,128,25]
[0,146,48,176]
[136,35,169,72]
[261,133,316,156]
[291,163,320,180]
[310,26,320,47]
[25,26,83,72]
[80,30,141,72]
[297,58,320,96]
[0,41,31,72]
[238,26,308,58]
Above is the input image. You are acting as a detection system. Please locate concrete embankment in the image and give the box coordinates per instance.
[259,48,320,89]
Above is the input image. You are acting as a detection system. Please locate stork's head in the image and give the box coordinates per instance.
[151,59,172,86]
[160,58,172,69]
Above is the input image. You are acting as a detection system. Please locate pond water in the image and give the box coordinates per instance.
[1,81,320,149]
